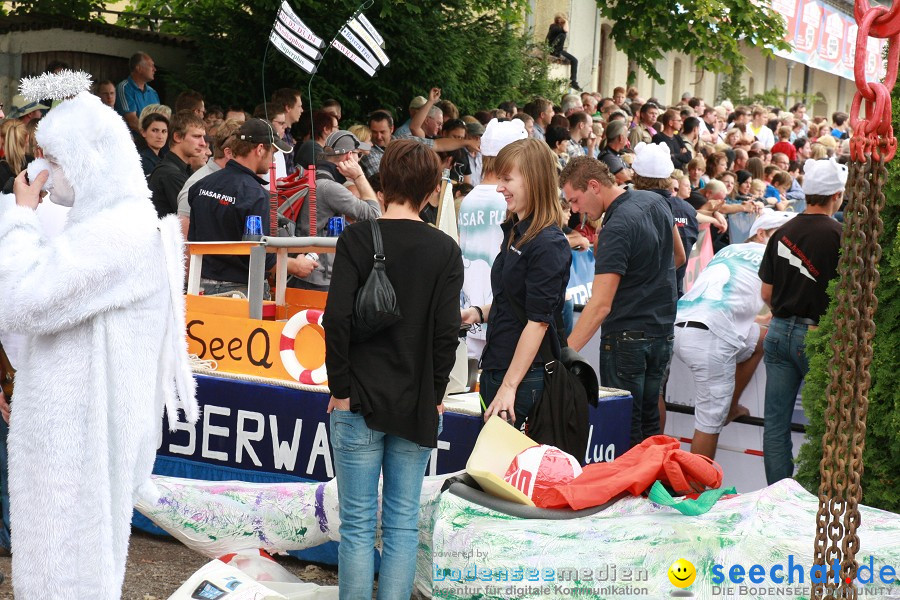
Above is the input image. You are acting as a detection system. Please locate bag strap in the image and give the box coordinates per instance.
[370,219,385,262]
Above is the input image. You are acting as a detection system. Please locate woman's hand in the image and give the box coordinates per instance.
[327,396,350,413]
[0,390,9,424]
[437,402,445,415]
[483,383,516,425]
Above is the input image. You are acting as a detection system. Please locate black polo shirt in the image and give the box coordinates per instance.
[595,189,677,335]
[149,150,192,218]
[187,159,276,283]
[480,218,571,371]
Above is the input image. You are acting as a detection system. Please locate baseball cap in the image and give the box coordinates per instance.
[324,130,372,156]
[802,158,847,196]
[409,96,428,110]
[236,118,292,153]
[481,118,527,157]
[747,208,797,241]
[8,94,49,119]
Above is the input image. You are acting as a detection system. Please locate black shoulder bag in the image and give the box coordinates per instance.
[352,219,403,342]
[505,293,594,463]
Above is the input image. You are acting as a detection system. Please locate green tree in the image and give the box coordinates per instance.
[597,0,790,84]
[6,0,108,21]
[795,88,900,512]
[119,0,562,119]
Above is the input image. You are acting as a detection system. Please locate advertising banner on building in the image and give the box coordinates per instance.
[770,0,887,82]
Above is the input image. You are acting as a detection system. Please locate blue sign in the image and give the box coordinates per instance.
[155,375,631,482]
[567,249,595,306]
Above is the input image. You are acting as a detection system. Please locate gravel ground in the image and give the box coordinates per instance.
[0,529,339,599]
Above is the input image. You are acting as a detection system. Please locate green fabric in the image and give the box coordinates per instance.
[648,480,736,516]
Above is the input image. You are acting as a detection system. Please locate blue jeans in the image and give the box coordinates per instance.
[480,366,545,431]
[763,317,810,484]
[599,332,674,447]
[330,410,437,600]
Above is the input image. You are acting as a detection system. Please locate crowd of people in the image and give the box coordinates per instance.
[0,46,853,598]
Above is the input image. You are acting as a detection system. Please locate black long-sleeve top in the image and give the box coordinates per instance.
[546,23,566,55]
[323,219,464,448]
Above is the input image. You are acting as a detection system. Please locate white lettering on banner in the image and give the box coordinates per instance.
[356,12,384,47]
[203,405,231,462]
[584,425,616,464]
[236,410,265,467]
[277,2,325,48]
[427,441,452,476]
[165,404,458,476]
[331,40,377,77]
[270,33,317,74]
[567,282,593,305]
[340,27,379,70]
[167,418,196,456]
[306,422,334,479]
[270,415,303,471]
[273,20,321,61]
[489,210,505,225]
[348,18,390,66]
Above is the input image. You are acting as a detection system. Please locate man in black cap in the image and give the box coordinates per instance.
[187,118,317,296]
[292,129,382,291]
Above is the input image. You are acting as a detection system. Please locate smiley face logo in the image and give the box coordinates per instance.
[668,559,696,588]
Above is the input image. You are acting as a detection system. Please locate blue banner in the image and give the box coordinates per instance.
[155,374,631,481]
[567,249,595,306]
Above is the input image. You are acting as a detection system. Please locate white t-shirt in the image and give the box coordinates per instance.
[750,123,775,150]
[676,242,765,348]
[457,184,507,359]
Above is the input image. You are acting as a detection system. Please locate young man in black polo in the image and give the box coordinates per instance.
[561,156,685,448]
[149,111,208,218]
[758,158,846,484]
[187,118,317,296]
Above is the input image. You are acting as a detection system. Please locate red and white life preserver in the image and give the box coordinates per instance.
[280,309,327,385]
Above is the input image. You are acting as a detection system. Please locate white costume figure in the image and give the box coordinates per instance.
[0,72,198,599]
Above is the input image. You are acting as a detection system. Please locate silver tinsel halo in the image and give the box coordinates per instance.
[20,70,92,102]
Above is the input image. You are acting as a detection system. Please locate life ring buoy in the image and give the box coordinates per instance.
[280,309,327,385]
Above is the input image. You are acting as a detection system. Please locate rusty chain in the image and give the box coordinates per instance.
[811,150,886,600]
[809,0,896,595]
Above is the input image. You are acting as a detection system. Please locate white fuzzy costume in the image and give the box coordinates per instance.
[0,86,197,598]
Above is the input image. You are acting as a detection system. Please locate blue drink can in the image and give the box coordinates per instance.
[327,216,345,237]
[243,215,263,241]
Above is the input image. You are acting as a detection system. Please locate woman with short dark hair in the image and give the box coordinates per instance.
[323,139,463,599]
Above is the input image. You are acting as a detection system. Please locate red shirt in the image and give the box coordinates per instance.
[771,141,797,162]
